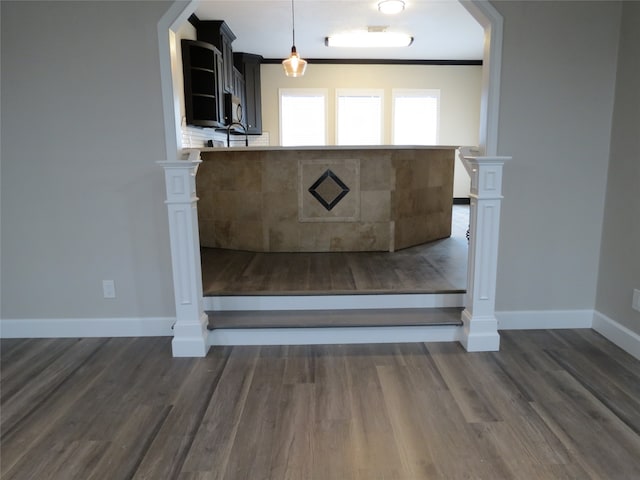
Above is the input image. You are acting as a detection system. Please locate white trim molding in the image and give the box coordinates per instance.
[496,310,593,330]
[0,317,175,339]
[592,311,640,361]
[460,0,503,156]
[204,293,464,312]
[209,325,460,346]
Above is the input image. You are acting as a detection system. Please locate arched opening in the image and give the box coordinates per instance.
[157,0,505,356]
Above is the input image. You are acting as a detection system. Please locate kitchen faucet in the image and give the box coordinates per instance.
[226,122,248,147]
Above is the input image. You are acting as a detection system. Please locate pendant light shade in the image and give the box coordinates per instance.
[283,46,307,77]
[283,0,307,77]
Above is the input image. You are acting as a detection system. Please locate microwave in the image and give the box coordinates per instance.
[224,93,243,124]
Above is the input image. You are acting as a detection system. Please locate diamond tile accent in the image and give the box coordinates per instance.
[308,169,350,211]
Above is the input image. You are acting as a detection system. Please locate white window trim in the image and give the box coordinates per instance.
[335,88,385,146]
[279,88,329,146]
[391,88,441,145]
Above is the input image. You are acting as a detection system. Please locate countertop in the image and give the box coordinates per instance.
[188,145,460,153]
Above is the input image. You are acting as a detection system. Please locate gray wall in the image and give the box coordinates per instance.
[596,1,640,334]
[1,1,175,319]
[1,0,635,334]
[492,1,620,312]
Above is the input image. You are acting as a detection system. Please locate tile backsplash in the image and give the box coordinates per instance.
[181,122,269,148]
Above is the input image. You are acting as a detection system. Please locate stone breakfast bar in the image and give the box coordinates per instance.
[195,146,456,252]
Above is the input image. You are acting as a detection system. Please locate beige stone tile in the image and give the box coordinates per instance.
[298,223,332,251]
[213,191,262,222]
[196,189,215,219]
[198,216,217,248]
[329,222,390,251]
[392,190,413,218]
[267,222,300,252]
[262,190,298,222]
[201,154,261,192]
[263,156,298,192]
[360,191,391,222]
[228,220,264,251]
[360,154,391,190]
[394,165,413,193]
[217,157,261,191]
[212,220,232,248]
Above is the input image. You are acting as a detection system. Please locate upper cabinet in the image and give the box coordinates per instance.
[195,20,236,95]
[181,39,224,128]
[184,16,263,133]
[234,53,263,135]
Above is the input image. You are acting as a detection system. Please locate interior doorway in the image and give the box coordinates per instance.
[157,0,505,355]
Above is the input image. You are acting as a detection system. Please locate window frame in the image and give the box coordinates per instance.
[278,88,329,146]
[391,88,441,145]
[335,88,385,146]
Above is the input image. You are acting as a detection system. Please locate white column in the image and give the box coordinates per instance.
[459,149,510,351]
[159,151,209,357]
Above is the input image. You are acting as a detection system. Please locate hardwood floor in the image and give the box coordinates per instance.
[201,206,469,296]
[2,330,639,479]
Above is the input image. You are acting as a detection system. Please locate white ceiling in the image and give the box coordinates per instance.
[194,0,484,61]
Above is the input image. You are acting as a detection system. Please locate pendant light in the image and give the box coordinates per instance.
[282,0,307,77]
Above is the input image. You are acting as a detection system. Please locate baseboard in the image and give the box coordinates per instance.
[495,309,593,330]
[592,311,640,361]
[209,325,461,346]
[4,311,636,360]
[204,293,464,311]
[0,317,175,339]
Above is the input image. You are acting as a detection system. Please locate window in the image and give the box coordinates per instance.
[279,89,328,146]
[392,89,440,145]
[336,89,384,145]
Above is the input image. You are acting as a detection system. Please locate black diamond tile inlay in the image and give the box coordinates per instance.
[308,169,350,211]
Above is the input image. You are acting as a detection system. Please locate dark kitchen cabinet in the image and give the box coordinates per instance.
[196,21,236,95]
[233,67,245,100]
[181,39,224,127]
[232,67,246,121]
[234,53,263,135]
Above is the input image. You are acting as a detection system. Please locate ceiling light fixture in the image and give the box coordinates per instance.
[282,0,307,77]
[378,0,405,15]
[325,29,413,48]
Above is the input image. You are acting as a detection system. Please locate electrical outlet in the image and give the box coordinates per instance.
[633,289,640,312]
[102,280,116,299]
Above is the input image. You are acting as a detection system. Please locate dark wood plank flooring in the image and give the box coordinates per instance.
[2,330,639,479]
[201,206,469,296]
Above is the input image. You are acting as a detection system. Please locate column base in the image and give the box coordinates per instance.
[171,336,210,357]
[171,312,210,357]
[459,308,500,352]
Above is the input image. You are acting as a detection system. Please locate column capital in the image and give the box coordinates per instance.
[459,148,511,200]
[159,150,203,206]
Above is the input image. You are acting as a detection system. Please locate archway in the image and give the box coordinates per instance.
[157,0,507,356]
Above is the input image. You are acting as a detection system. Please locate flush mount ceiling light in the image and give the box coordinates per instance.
[282,0,307,77]
[325,28,413,48]
[378,0,405,15]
